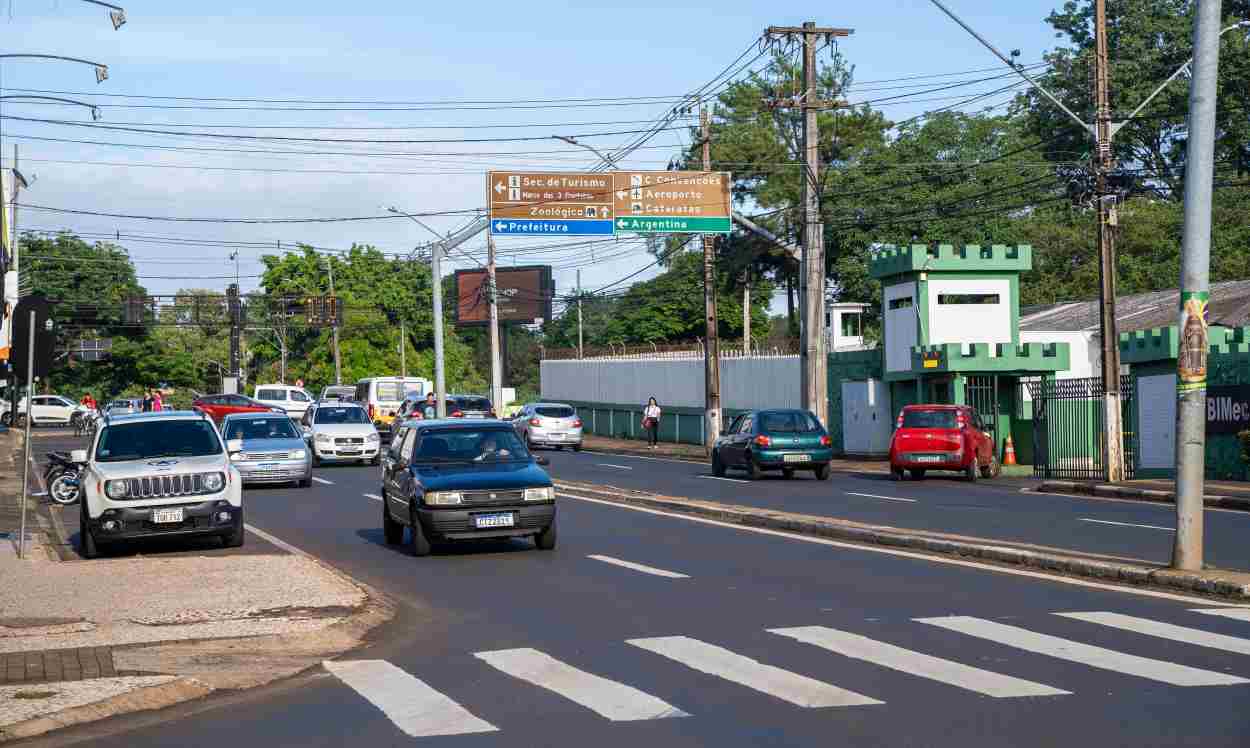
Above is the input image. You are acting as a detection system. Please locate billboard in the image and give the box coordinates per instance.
[455,265,553,326]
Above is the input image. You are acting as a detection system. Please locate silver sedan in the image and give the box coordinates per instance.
[511,402,583,451]
[221,413,313,487]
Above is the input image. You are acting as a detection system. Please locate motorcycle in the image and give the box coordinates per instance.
[43,452,85,505]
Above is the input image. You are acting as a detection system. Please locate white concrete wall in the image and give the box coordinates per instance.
[927,278,1011,350]
[541,355,800,410]
[884,282,917,373]
[1020,330,1097,380]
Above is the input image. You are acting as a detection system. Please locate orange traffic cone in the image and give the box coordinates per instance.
[1002,435,1017,466]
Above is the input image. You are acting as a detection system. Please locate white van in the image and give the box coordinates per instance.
[354,376,431,440]
[253,384,314,419]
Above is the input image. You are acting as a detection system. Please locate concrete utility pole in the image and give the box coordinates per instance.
[431,239,447,418]
[227,283,241,378]
[576,268,584,359]
[743,270,751,354]
[1092,0,1126,482]
[700,107,722,450]
[487,234,503,416]
[765,22,850,429]
[400,319,406,379]
[325,258,342,385]
[1173,0,1224,572]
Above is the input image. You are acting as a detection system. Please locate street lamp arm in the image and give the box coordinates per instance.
[0,54,109,82]
[926,0,1093,135]
[0,95,101,119]
[552,135,616,169]
[75,0,127,29]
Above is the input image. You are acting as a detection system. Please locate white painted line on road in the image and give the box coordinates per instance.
[474,648,688,721]
[578,450,703,465]
[628,635,881,708]
[1193,607,1250,623]
[769,626,1069,698]
[324,659,498,738]
[918,616,1249,686]
[587,554,690,579]
[1057,611,1250,656]
[596,463,634,470]
[245,523,314,559]
[556,491,1241,607]
[311,477,334,485]
[699,475,750,484]
[846,492,917,504]
[363,493,382,502]
[1079,518,1173,531]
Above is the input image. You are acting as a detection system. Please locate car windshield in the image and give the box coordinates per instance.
[256,389,286,401]
[413,428,529,463]
[314,406,369,425]
[902,410,959,429]
[323,387,353,400]
[96,420,223,462]
[536,406,575,418]
[224,417,299,441]
[759,412,820,433]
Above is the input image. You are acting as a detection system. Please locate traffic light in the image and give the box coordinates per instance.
[124,296,146,326]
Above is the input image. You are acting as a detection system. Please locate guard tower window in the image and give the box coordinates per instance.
[841,312,861,337]
[938,293,1000,305]
[888,297,913,310]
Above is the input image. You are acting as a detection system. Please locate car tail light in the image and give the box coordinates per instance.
[820,435,832,447]
[754,434,772,447]
[451,410,464,418]
[529,418,542,426]
[368,404,375,420]
[412,412,423,420]
[896,412,904,428]
[572,418,582,428]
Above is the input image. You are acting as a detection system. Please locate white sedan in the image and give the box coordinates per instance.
[301,403,381,466]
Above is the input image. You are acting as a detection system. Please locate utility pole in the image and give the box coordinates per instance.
[431,240,447,418]
[576,268,584,359]
[325,258,342,385]
[743,269,751,354]
[1093,0,1126,482]
[400,319,407,379]
[487,234,503,416]
[1173,0,1223,571]
[227,283,241,380]
[765,23,850,429]
[9,146,17,281]
[700,107,722,450]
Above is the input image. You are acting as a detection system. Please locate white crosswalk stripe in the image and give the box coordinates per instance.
[1058,611,1250,656]
[474,647,688,721]
[918,616,1249,687]
[628,635,881,707]
[769,626,1069,698]
[1192,607,1250,623]
[324,659,498,738]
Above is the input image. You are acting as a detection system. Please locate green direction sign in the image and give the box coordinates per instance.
[614,216,732,234]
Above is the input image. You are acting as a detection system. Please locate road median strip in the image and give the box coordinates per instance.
[554,479,1250,601]
[1036,480,1250,512]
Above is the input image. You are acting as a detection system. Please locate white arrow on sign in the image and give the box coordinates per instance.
[617,219,627,228]
[494,181,506,195]
[495,222,507,231]
[616,190,627,200]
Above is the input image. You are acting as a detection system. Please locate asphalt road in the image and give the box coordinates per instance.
[545,447,1250,571]
[44,452,1250,747]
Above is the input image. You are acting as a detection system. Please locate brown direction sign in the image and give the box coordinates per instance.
[610,171,732,234]
[488,171,615,236]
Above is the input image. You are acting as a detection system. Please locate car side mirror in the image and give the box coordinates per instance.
[535,456,550,466]
[70,449,88,463]
[227,438,244,454]
[301,426,312,439]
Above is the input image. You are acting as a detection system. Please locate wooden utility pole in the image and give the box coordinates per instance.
[1093,0,1125,481]
[487,234,503,414]
[765,22,852,428]
[700,107,722,451]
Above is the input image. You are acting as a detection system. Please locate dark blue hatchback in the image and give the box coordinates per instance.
[380,419,556,556]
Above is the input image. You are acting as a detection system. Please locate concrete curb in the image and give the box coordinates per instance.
[579,443,889,475]
[555,480,1250,600]
[0,677,213,742]
[1037,481,1250,512]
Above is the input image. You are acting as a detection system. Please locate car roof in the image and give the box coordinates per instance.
[415,419,510,431]
[530,402,574,408]
[902,404,966,410]
[107,410,207,423]
[221,411,288,420]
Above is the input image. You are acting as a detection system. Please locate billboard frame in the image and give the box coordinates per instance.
[453,264,554,328]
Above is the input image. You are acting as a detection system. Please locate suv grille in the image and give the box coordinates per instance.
[460,489,525,505]
[335,437,365,445]
[119,473,215,499]
[241,451,290,461]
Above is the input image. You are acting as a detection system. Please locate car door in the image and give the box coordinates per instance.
[386,428,419,517]
[382,424,408,488]
[727,414,753,465]
[968,409,989,466]
[718,414,744,463]
[50,397,75,422]
[30,397,53,422]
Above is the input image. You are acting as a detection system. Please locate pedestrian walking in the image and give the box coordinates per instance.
[141,389,154,412]
[642,396,662,449]
[151,388,164,412]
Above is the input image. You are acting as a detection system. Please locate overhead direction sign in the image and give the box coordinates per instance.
[488,171,614,236]
[611,171,732,234]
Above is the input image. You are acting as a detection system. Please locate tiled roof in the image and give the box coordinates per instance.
[1019,280,1250,333]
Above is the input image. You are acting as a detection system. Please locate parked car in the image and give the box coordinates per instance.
[354,377,432,442]
[380,420,555,556]
[712,409,834,480]
[0,395,88,427]
[511,402,582,450]
[888,404,998,482]
[105,399,143,418]
[445,395,495,419]
[193,394,284,422]
[253,384,314,420]
[300,402,381,465]
[320,385,356,402]
[76,410,244,558]
[221,412,312,487]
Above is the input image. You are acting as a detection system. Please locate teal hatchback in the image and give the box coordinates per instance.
[712,409,833,480]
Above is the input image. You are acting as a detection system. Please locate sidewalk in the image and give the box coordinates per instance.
[1037,477,1250,511]
[580,433,891,474]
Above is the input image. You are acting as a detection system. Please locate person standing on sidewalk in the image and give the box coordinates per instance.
[151,388,164,412]
[642,397,662,449]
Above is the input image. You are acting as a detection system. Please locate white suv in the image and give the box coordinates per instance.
[76,410,244,558]
[253,384,314,420]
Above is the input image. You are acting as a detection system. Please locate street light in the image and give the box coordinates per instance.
[552,135,616,170]
[75,0,127,29]
[388,206,447,418]
[0,54,110,84]
[0,95,101,120]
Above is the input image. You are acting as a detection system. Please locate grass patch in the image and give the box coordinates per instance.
[11,690,58,700]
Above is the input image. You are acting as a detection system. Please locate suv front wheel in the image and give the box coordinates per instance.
[80,504,102,559]
[222,510,245,548]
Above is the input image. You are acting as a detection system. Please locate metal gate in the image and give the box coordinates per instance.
[964,375,1000,445]
[1028,376,1136,480]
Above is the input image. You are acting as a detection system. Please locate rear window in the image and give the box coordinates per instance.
[256,389,286,402]
[375,382,405,401]
[536,406,575,418]
[902,410,959,429]
[759,412,820,433]
[460,397,492,412]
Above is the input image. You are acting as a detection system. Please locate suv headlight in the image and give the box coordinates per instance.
[425,491,462,506]
[366,432,380,443]
[203,472,225,492]
[524,486,554,502]
[104,479,130,499]
[315,432,332,442]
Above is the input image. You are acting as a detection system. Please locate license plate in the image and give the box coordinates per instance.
[257,462,279,468]
[916,455,943,463]
[339,449,361,455]
[550,433,565,440]
[474,513,515,529]
[783,454,811,463]
[151,507,184,524]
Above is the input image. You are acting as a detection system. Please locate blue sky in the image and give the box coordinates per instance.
[2,0,1069,312]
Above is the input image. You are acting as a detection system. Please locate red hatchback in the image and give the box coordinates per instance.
[888,404,999,482]
[193,394,283,422]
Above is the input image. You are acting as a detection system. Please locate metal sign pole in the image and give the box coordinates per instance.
[17,310,34,559]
